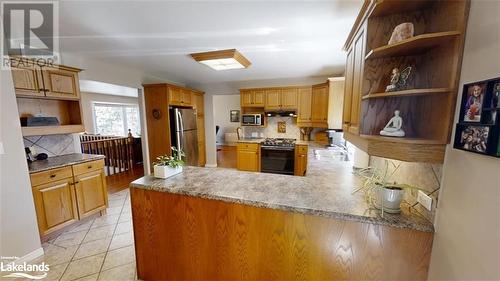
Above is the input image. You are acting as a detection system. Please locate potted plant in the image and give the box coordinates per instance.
[153,147,185,179]
[353,160,426,215]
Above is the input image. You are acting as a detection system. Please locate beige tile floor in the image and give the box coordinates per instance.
[5,189,139,281]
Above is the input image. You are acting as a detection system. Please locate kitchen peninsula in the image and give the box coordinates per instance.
[130,149,433,281]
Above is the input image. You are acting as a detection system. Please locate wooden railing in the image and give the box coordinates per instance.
[80,133,136,175]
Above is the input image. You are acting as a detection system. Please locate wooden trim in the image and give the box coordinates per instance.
[362,88,451,100]
[365,31,461,60]
[343,0,372,51]
[190,49,251,68]
[21,125,85,136]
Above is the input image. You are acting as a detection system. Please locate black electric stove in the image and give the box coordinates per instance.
[260,138,296,175]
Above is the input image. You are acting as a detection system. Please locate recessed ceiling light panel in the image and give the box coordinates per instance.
[191,49,251,71]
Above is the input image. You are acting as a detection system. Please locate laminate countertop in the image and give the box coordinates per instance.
[131,149,433,233]
[28,153,105,174]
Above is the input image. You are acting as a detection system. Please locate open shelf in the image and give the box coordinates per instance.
[365,31,461,60]
[362,88,451,100]
[345,132,446,163]
[370,0,434,17]
[22,125,85,136]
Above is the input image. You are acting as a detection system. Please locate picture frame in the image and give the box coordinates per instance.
[454,124,491,154]
[460,82,487,122]
[490,81,500,109]
[230,110,240,122]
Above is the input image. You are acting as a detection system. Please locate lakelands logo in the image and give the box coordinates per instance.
[1,1,59,68]
[1,257,50,279]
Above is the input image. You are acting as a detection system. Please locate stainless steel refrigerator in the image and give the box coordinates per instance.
[169,107,199,166]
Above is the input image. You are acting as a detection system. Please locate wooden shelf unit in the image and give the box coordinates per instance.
[365,31,461,60]
[342,0,470,163]
[362,88,451,100]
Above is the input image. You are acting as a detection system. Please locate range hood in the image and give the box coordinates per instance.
[265,110,297,117]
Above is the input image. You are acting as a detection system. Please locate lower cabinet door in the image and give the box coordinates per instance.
[74,170,108,219]
[32,178,79,236]
[237,150,260,172]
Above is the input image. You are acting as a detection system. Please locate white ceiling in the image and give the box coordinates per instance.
[58,1,363,91]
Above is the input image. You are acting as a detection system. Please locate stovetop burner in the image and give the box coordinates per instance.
[261,138,296,147]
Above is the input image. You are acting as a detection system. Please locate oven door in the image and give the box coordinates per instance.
[261,147,295,175]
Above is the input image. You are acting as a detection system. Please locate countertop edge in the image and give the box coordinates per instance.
[29,154,106,174]
[130,181,434,233]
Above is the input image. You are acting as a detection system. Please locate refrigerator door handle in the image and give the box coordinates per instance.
[177,110,184,154]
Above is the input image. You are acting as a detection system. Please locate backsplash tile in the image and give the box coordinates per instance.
[244,117,301,139]
[23,134,77,157]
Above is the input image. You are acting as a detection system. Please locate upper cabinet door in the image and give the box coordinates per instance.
[181,88,192,106]
[240,90,253,107]
[281,88,298,109]
[297,87,312,123]
[168,86,183,106]
[311,83,329,124]
[343,47,355,132]
[349,26,366,135]
[42,66,80,100]
[252,90,265,107]
[265,89,281,110]
[11,60,44,97]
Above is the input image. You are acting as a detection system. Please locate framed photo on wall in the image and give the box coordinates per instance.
[460,82,486,122]
[230,110,240,122]
[455,124,491,154]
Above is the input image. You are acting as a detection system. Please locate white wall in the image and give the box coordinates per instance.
[428,1,500,280]
[80,92,139,134]
[213,95,241,143]
[0,69,42,259]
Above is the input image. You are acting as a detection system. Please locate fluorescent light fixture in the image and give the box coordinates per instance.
[191,49,251,71]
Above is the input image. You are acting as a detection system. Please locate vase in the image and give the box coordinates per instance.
[373,185,404,213]
[153,165,183,179]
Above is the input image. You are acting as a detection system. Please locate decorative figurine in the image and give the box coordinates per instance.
[388,22,414,45]
[380,110,405,137]
[385,66,412,92]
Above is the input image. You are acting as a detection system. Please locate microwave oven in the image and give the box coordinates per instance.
[241,114,262,126]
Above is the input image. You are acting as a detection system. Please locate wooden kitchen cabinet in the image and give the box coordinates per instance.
[240,89,265,107]
[31,177,79,236]
[297,87,312,125]
[342,47,355,132]
[236,143,260,172]
[294,145,308,176]
[74,169,108,219]
[347,24,366,135]
[10,58,44,97]
[281,88,298,109]
[253,90,265,106]
[265,89,281,110]
[42,65,81,100]
[30,159,108,237]
[193,91,206,167]
[311,83,329,127]
[168,86,192,106]
[193,91,204,116]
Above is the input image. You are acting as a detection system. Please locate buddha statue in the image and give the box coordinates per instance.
[380,110,405,137]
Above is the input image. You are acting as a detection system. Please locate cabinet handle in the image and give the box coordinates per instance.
[74,181,79,184]
[50,174,56,178]
[87,165,92,169]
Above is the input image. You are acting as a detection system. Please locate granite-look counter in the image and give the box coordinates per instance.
[236,138,264,143]
[131,147,434,232]
[28,153,105,174]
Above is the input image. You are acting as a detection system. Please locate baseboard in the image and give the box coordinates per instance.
[11,247,44,265]
[204,163,217,168]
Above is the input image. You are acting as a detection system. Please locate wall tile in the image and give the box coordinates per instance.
[23,134,76,156]
[244,117,301,139]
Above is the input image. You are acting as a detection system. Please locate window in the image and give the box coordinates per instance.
[93,103,141,137]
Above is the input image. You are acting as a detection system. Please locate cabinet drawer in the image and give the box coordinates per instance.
[237,143,260,151]
[72,159,105,176]
[30,166,73,186]
[296,145,308,154]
